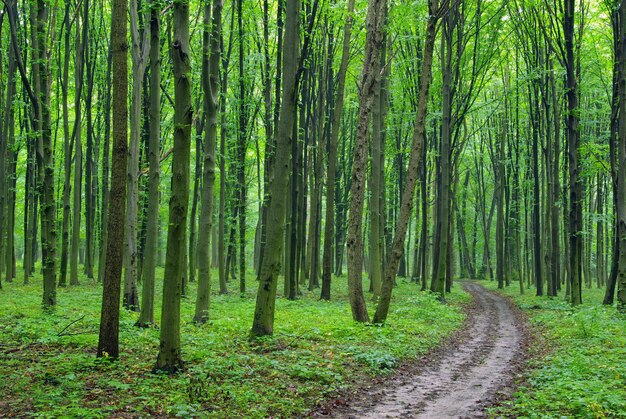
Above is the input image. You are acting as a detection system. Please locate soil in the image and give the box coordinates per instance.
[311,281,531,418]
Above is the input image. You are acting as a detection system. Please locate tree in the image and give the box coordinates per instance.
[345,0,388,323]
[321,0,355,294]
[136,0,161,328]
[563,0,583,305]
[616,0,626,310]
[194,0,222,323]
[71,0,88,287]
[97,0,129,359]
[250,0,301,337]
[155,0,192,372]
[124,0,151,311]
[372,0,446,323]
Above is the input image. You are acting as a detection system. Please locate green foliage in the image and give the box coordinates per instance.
[350,347,397,372]
[0,269,467,417]
[484,284,626,419]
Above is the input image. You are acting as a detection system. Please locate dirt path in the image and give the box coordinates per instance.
[318,281,526,418]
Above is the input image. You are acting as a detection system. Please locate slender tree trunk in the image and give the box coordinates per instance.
[531,82,543,296]
[218,13,234,295]
[372,2,442,324]
[496,76,508,289]
[237,0,248,294]
[84,0,95,279]
[33,0,57,307]
[136,1,160,327]
[194,0,222,323]
[345,0,389,322]
[71,8,87,286]
[616,0,626,310]
[606,10,620,305]
[320,0,355,300]
[550,59,561,296]
[250,0,300,337]
[97,0,128,358]
[368,39,384,300]
[564,0,582,305]
[98,44,112,284]
[124,0,150,311]
[597,174,605,288]
[155,0,191,372]
[0,0,18,288]
[431,9,455,297]
[59,2,72,288]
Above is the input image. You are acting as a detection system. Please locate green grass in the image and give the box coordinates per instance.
[483,281,626,419]
[0,268,468,418]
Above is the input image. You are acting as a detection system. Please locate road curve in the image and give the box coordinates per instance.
[334,282,523,418]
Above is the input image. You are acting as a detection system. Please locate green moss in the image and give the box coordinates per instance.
[484,281,626,419]
[0,269,468,418]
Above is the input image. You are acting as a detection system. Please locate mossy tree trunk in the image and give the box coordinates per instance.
[373,0,443,324]
[155,0,191,372]
[194,0,222,323]
[136,0,161,328]
[250,0,300,337]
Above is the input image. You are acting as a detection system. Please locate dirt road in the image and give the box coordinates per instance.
[322,282,525,418]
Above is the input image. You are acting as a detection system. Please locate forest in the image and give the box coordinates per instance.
[1,0,626,416]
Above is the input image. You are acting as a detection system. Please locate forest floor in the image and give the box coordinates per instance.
[315,281,530,418]
[0,268,469,418]
[484,283,626,418]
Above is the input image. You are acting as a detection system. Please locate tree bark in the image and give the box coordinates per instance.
[616,0,626,310]
[345,0,388,322]
[124,0,150,311]
[320,0,355,301]
[71,6,87,286]
[97,0,128,359]
[136,1,161,327]
[155,0,191,372]
[372,2,442,324]
[194,0,222,323]
[250,0,300,337]
[564,0,582,305]
[431,8,455,297]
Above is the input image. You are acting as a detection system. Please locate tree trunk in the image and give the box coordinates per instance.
[155,0,191,372]
[530,82,543,296]
[320,0,355,301]
[194,0,222,323]
[97,0,128,358]
[124,0,150,311]
[564,0,582,305]
[1,0,18,288]
[345,0,390,322]
[368,38,384,300]
[71,8,87,286]
[431,8,455,298]
[98,43,113,284]
[496,76,507,289]
[372,2,442,324]
[250,0,300,337]
[616,0,626,310]
[84,1,95,280]
[32,0,57,307]
[136,1,161,327]
[237,0,248,295]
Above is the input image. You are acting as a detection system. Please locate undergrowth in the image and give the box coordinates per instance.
[0,269,468,418]
[484,281,626,419]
